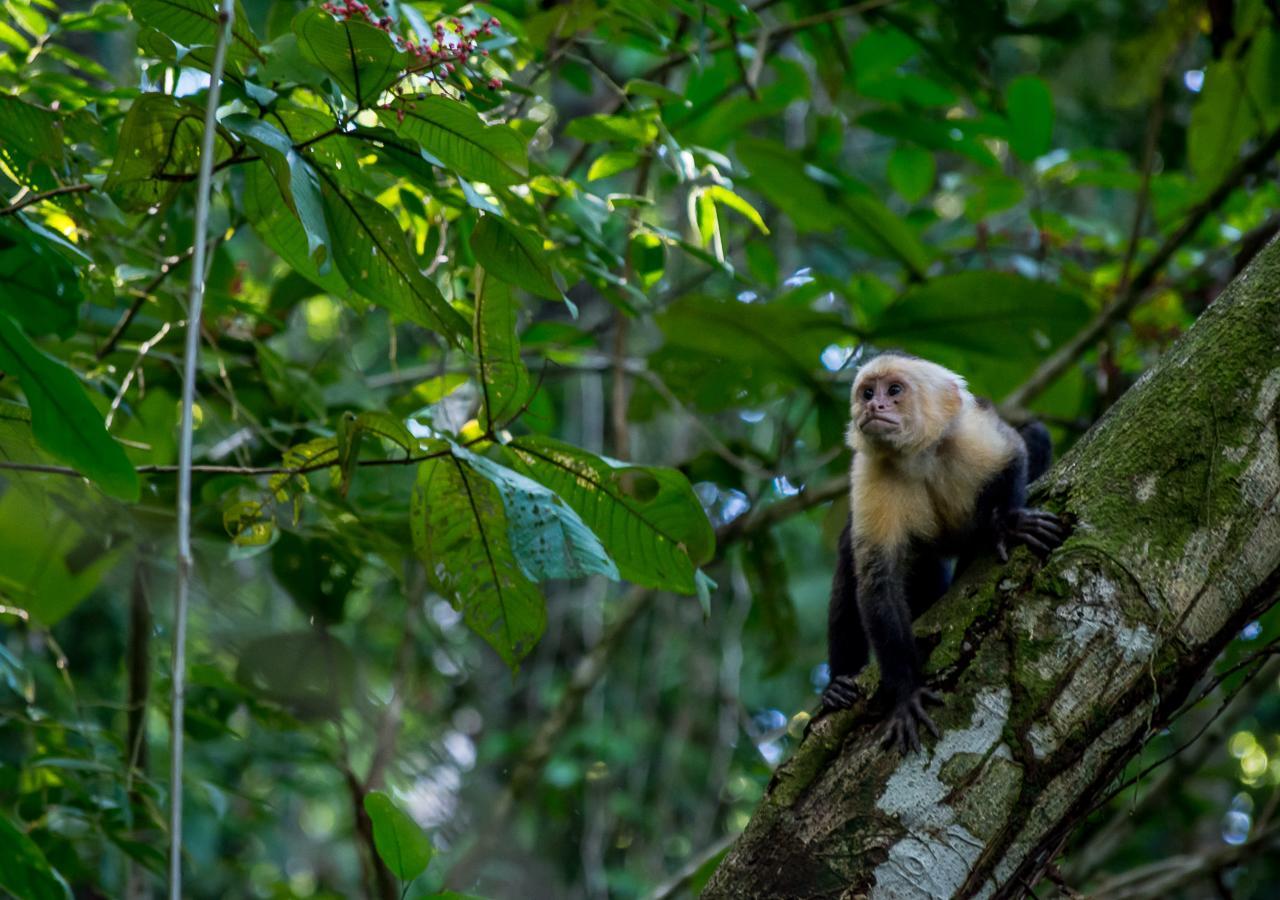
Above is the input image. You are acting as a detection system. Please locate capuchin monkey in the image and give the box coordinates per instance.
[822,351,1067,752]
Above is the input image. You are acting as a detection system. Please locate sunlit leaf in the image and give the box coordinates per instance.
[470,215,562,300]
[132,0,262,65]
[473,268,531,430]
[293,5,405,106]
[380,97,528,186]
[0,814,71,900]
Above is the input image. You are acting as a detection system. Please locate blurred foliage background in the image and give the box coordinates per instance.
[1,0,1279,897]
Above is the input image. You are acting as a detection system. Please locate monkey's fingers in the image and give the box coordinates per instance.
[882,716,921,754]
[822,677,860,710]
[919,688,943,706]
[910,697,941,739]
[995,536,1010,563]
[1015,531,1055,554]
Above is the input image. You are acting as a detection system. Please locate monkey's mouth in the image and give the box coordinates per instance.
[859,415,900,435]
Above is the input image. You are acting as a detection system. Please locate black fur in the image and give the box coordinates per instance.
[821,419,1065,750]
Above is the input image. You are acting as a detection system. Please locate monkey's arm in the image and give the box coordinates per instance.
[821,519,868,710]
[857,548,940,752]
[973,445,1067,563]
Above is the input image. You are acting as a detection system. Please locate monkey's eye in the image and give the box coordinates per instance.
[861,387,874,401]
[887,383,903,396]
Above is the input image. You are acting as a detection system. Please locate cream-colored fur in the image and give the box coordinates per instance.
[848,356,1018,551]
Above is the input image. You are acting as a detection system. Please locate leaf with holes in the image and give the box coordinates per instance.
[412,446,546,667]
[104,93,236,212]
[470,216,562,300]
[293,6,406,106]
[505,436,714,594]
[0,314,138,501]
[455,445,618,583]
[320,180,467,342]
[363,791,433,881]
[379,97,528,186]
[473,268,530,431]
[132,0,262,66]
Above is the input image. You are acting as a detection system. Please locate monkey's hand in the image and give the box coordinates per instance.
[995,507,1068,562]
[820,674,863,711]
[882,687,942,754]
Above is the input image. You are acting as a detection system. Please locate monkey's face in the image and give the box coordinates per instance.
[853,373,909,442]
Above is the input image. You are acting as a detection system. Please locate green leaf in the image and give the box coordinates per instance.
[104,93,235,212]
[0,219,83,339]
[858,109,1000,169]
[886,145,935,202]
[840,192,930,277]
[0,314,138,501]
[702,185,770,235]
[412,447,547,666]
[470,215,562,300]
[735,138,842,233]
[0,95,64,166]
[0,814,71,900]
[1006,75,1054,162]
[379,97,528,186]
[336,410,417,495]
[244,161,350,298]
[869,271,1091,396]
[222,115,330,264]
[564,110,658,144]
[320,180,468,342]
[454,445,619,583]
[362,791,434,882]
[473,268,531,430]
[292,6,406,106]
[587,149,640,181]
[506,436,714,594]
[132,0,262,65]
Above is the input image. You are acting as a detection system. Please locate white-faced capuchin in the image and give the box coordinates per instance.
[822,351,1067,752]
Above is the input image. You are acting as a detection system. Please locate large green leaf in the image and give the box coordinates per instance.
[735,138,841,233]
[1006,75,1054,162]
[244,162,350,297]
[0,815,70,900]
[0,219,83,339]
[223,114,329,264]
[455,445,619,583]
[0,95,64,168]
[505,436,714,595]
[470,215,562,300]
[473,268,531,430]
[411,447,546,667]
[1186,30,1280,184]
[887,145,936,202]
[379,97,528,186]
[868,271,1092,397]
[293,6,406,106]
[839,192,930,277]
[362,791,433,882]
[132,0,262,65]
[320,179,467,342]
[0,314,138,501]
[103,93,235,212]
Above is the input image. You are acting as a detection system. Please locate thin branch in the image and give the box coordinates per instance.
[0,182,92,217]
[646,834,737,900]
[1001,121,1280,414]
[97,245,201,360]
[169,4,233,898]
[0,449,452,480]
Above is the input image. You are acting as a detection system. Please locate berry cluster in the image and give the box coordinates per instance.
[317,1,503,101]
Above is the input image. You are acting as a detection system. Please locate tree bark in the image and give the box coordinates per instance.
[703,237,1280,899]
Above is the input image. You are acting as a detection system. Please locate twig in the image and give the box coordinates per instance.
[97,245,201,360]
[646,834,737,900]
[0,449,452,480]
[1001,121,1280,414]
[169,4,233,898]
[0,182,92,217]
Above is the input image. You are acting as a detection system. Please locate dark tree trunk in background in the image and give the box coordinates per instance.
[704,239,1280,899]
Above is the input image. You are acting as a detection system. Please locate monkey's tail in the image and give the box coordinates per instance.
[1018,421,1053,482]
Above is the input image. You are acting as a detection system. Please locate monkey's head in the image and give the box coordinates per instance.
[848,352,967,455]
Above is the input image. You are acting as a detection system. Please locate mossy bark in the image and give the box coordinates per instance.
[703,239,1280,900]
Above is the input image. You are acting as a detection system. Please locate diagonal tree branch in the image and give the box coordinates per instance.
[1001,122,1280,415]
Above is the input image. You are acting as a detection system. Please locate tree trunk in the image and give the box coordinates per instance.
[703,238,1280,899]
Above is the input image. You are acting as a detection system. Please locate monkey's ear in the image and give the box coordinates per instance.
[940,380,963,420]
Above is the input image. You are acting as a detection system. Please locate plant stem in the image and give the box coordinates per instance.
[169,2,234,898]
